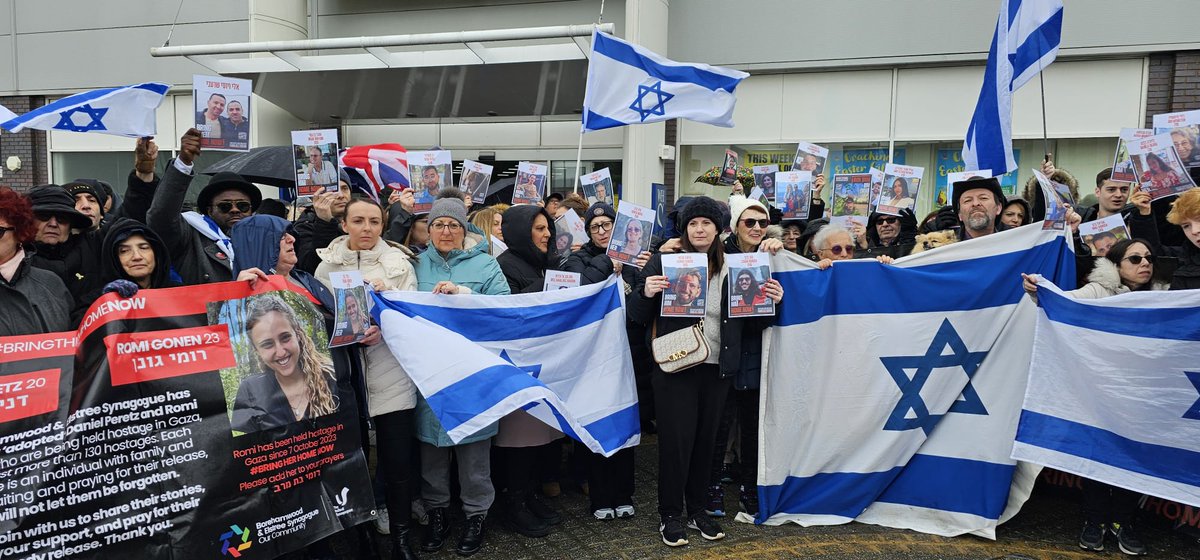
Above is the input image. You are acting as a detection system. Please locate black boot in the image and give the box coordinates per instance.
[357,525,382,560]
[421,507,451,552]
[390,524,420,560]
[456,514,486,557]
[526,492,563,525]
[503,493,550,538]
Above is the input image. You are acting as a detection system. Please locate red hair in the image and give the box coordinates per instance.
[0,187,36,243]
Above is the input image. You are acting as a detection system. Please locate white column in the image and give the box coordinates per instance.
[620,0,669,206]
[248,0,309,147]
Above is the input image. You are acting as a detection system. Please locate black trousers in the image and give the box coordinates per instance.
[493,445,539,501]
[734,389,760,490]
[374,409,415,530]
[587,447,636,511]
[708,386,739,484]
[652,364,731,519]
[1082,477,1141,525]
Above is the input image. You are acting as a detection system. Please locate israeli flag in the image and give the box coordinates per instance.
[371,276,639,457]
[581,29,749,133]
[1013,282,1200,508]
[0,82,169,138]
[962,0,1063,174]
[756,224,1074,537]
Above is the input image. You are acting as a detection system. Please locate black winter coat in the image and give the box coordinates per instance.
[289,209,344,275]
[496,205,556,294]
[722,236,768,390]
[1162,241,1200,290]
[629,251,772,381]
[147,163,234,285]
[1074,204,1161,256]
[1,250,73,336]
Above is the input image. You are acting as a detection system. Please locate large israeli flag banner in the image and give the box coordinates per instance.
[1013,282,1200,508]
[756,224,1074,537]
[581,29,749,133]
[0,82,169,138]
[371,276,639,457]
[962,0,1063,174]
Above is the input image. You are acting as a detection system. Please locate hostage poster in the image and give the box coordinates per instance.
[0,278,372,559]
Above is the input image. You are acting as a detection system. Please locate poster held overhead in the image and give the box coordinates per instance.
[459,159,494,206]
[513,162,548,205]
[776,170,813,220]
[718,149,739,186]
[410,151,453,211]
[1127,133,1196,201]
[1033,168,1075,230]
[1111,128,1154,184]
[831,173,872,230]
[752,165,779,202]
[792,141,829,176]
[876,163,923,216]
[291,129,340,197]
[1152,109,1200,168]
[607,200,654,266]
[580,168,615,205]
[193,75,251,151]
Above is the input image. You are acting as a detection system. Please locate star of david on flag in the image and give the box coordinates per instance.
[0,82,169,138]
[581,30,748,132]
[881,319,989,436]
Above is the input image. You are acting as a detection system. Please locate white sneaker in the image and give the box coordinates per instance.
[373,508,390,534]
[593,508,615,520]
[615,505,635,518]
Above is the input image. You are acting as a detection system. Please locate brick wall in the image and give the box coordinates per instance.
[1145,50,1200,127]
[0,96,49,192]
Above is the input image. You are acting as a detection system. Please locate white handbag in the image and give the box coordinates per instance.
[650,321,710,374]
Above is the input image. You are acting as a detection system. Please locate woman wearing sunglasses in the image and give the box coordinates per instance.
[1021,238,1165,555]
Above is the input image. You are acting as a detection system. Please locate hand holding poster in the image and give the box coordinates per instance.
[555,209,588,248]
[606,201,654,266]
[1152,109,1200,168]
[792,141,829,176]
[513,162,547,205]
[410,151,453,211]
[328,271,371,347]
[1128,132,1197,201]
[0,279,371,559]
[291,129,340,197]
[543,271,582,291]
[1034,168,1075,230]
[1112,128,1154,183]
[1078,214,1130,257]
[830,173,871,230]
[459,159,494,205]
[580,168,615,205]
[719,149,739,186]
[775,170,812,220]
[728,252,774,317]
[876,163,923,216]
[661,253,708,317]
[193,75,251,151]
[752,164,779,201]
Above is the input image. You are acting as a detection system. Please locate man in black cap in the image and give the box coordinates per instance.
[951,177,1009,240]
[543,192,564,217]
[26,185,104,306]
[148,128,261,284]
[63,180,107,231]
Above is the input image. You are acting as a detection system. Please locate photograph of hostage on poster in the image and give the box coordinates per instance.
[719,149,739,185]
[291,129,340,197]
[1079,214,1130,257]
[661,253,708,318]
[792,141,829,176]
[776,170,812,220]
[1128,132,1197,201]
[1112,128,1154,183]
[555,208,588,249]
[459,159,494,205]
[753,164,779,202]
[513,161,548,205]
[1034,168,1076,230]
[876,163,924,216]
[581,168,615,205]
[728,252,774,318]
[1153,109,1200,168]
[193,74,250,151]
[831,173,872,230]
[327,271,371,348]
[409,151,453,211]
[606,200,654,266]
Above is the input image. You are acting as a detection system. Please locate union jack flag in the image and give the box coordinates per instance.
[339,143,409,202]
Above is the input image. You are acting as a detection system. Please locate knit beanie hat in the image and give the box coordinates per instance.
[584,202,616,231]
[676,196,729,234]
[728,194,769,225]
[63,179,109,211]
[429,194,467,227]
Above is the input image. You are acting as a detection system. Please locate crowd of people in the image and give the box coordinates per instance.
[4,127,1200,558]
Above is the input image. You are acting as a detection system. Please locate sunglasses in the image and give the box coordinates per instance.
[213,201,252,214]
[825,244,856,256]
[877,217,899,225]
[1123,254,1156,265]
[741,218,770,229]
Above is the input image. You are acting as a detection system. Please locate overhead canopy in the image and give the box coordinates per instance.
[150,23,611,122]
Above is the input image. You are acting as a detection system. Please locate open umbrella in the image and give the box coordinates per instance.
[201,146,296,188]
[695,165,756,188]
[484,177,514,206]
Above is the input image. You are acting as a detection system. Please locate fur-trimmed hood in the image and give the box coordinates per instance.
[1073,257,1170,298]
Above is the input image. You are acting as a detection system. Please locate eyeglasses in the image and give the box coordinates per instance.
[877,217,899,225]
[740,218,770,229]
[824,244,856,256]
[1124,254,1156,265]
[213,201,252,214]
[589,221,613,233]
[430,222,463,232]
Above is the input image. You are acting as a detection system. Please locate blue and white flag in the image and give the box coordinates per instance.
[0,82,170,138]
[371,276,639,457]
[1013,282,1200,508]
[962,0,1063,174]
[581,29,749,133]
[755,224,1074,537]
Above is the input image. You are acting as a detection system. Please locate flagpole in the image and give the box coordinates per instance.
[1039,72,1050,162]
[572,131,584,195]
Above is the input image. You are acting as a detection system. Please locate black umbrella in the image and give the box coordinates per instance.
[200,146,297,188]
[484,177,514,206]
